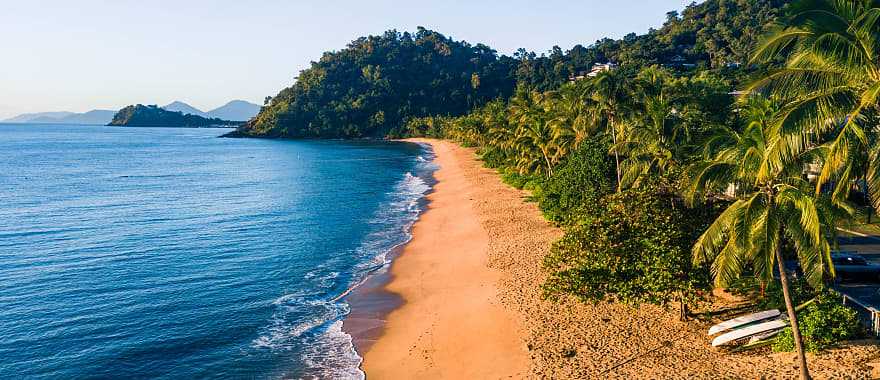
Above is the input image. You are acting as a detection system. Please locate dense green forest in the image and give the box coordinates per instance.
[514,0,792,90]
[232,28,519,138]
[233,0,791,138]
[109,105,237,127]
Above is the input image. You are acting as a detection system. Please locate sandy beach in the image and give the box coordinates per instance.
[354,139,529,378]
[351,139,880,379]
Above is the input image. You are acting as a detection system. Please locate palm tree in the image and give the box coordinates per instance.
[586,70,632,190]
[686,96,850,380]
[480,99,519,167]
[508,89,558,177]
[616,67,691,189]
[548,82,593,160]
[516,117,558,177]
[748,0,880,210]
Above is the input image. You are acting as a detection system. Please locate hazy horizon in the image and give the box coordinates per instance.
[1,0,692,119]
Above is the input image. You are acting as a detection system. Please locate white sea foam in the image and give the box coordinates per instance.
[253,148,436,379]
[297,321,365,380]
[252,296,351,349]
[353,171,431,271]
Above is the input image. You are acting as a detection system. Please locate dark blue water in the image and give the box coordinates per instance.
[0,124,435,379]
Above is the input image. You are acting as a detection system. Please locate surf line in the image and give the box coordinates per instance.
[331,275,373,303]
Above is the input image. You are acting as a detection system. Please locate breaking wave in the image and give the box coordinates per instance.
[251,145,436,379]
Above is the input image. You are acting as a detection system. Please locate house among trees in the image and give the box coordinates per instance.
[570,63,619,82]
[664,55,697,69]
[724,61,742,69]
[567,70,588,82]
[587,62,618,77]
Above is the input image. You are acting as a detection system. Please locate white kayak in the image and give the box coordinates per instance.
[708,309,781,335]
[747,329,784,344]
[712,318,787,347]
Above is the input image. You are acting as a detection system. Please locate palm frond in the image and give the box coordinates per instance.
[693,200,745,265]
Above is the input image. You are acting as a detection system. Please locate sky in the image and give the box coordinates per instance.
[0,0,693,119]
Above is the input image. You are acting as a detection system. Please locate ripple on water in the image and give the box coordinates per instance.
[0,125,435,379]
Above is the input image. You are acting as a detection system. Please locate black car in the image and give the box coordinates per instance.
[832,252,880,282]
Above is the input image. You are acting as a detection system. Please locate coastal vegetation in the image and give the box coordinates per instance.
[109,104,238,127]
[772,291,860,353]
[535,140,614,225]
[542,184,716,320]
[237,0,879,377]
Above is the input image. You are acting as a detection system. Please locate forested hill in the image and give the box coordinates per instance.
[109,105,238,127]
[233,0,791,139]
[515,0,792,90]
[233,28,519,138]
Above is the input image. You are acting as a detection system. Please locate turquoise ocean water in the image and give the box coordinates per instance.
[0,124,435,379]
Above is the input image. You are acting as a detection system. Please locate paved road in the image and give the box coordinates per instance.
[834,236,880,333]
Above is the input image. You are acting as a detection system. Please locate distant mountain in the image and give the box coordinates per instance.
[27,116,72,123]
[162,101,208,118]
[58,110,116,124]
[4,111,75,123]
[161,100,260,122]
[4,100,260,126]
[3,110,115,125]
[206,100,261,122]
[109,104,239,127]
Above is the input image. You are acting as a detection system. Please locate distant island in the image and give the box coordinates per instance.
[3,110,116,125]
[3,100,260,126]
[108,104,241,128]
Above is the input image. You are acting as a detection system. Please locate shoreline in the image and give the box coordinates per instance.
[343,139,529,378]
[341,140,437,356]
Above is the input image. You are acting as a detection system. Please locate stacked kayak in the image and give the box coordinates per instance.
[709,309,786,347]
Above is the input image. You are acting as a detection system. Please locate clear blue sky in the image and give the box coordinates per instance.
[0,0,692,119]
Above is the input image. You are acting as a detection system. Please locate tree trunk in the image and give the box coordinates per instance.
[775,244,811,380]
[864,181,871,224]
[679,291,689,321]
[543,150,553,178]
[610,115,622,191]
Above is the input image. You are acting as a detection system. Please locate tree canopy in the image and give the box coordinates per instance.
[237,28,518,138]
[513,0,793,91]
[233,0,794,139]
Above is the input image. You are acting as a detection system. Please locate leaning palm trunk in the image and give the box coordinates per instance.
[774,228,810,380]
[542,151,553,178]
[610,115,622,191]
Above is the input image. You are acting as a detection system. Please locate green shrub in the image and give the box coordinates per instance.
[772,291,861,353]
[726,275,816,311]
[478,146,509,169]
[522,178,544,193]
[542,186,711,308]
[537,140,614,225]
[500,170,542,190]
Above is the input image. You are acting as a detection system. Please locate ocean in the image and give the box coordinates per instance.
[0,124,435,379]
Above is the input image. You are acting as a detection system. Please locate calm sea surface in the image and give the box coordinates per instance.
[0,124,434,379]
